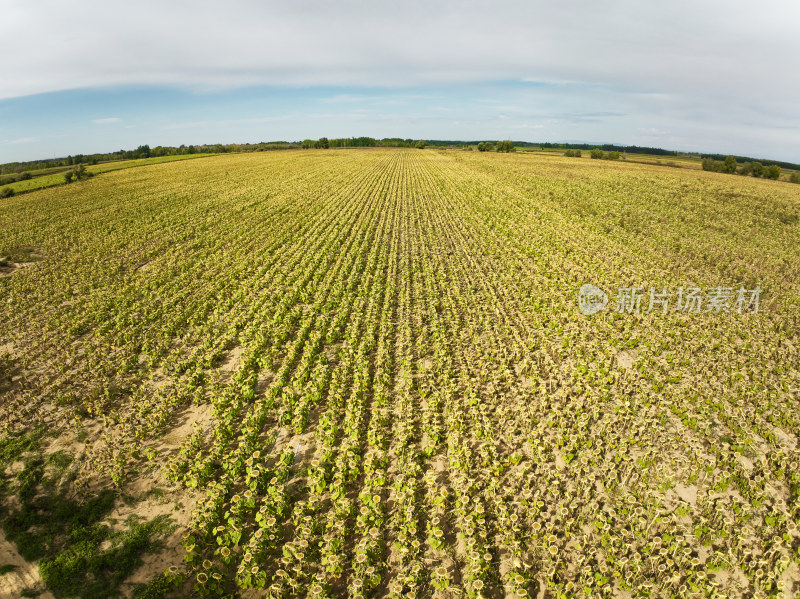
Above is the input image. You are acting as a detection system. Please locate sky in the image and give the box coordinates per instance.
[2,0,800,164]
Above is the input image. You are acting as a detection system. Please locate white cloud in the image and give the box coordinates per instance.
[318,94,384,103]
[1,0,798,114]
[1,1,800,161]
[5,137,38,144]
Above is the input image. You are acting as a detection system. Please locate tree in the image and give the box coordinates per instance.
[317,137,329,149]
[564,150,575,157]
[590,148,603,159]
[496,140,515,153]
[790,172,800,184]
[751,162,764,177]
[64,171,74,184]
[605,151,621,160]
[722,155,737,174]
[764,164,781,180]
[415,140,427,149]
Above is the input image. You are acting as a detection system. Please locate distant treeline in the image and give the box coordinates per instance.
[0,138,428,174]
[426,140,681,156]
[4,139,799,175]
[298,137,426,149]
[699,153,797,172]
[1,143,235,175]
[701,155,797,182]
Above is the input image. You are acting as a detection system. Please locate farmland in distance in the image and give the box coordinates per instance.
[1,148,800,598]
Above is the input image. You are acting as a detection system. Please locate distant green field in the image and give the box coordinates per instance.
[2,153,221,194]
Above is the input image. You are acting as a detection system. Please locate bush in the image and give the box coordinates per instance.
[64,164,92,184]
[789,172,800,184]
[496,140,515,153]
[605,151,621,160]
[575,149,582,157]
[590,148,603,159]
[20,172,32,180]
[722,156,737,174]
[477,142,495,152]
[564,150,575,157]
[415,140,426,149]
[764,164,781,180]
[0,187,13,198]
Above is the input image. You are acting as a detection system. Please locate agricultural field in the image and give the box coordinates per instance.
[2,153,221,195]
[1,148,799,598]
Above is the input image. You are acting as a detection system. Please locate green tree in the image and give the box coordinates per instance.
[751,162,764,177]
[317,137,329,149]
[496,140,515,153]
[590,148,603,159]
[789,172,800,184]
[415,140,427,149]
[564,150,575,157]
[722,155,737,174]
[764,164,781,180]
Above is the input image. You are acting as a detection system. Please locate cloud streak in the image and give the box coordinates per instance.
[2,0,798,108]
[5,137,39,145]
[1,1,799,162]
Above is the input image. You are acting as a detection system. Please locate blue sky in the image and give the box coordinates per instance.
[2,0,799,163]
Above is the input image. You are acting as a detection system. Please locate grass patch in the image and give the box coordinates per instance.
[0,246,41,263]
[5,154,223,195]
[1,449,174,599]
[131,572,176,599]
[0,428,42,464]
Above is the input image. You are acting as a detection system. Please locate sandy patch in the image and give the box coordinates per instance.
[672,482,698,506]
[616,348,639,369]
[0,529,54,599]
[219,345,243,372]
[117,486,198,598]
[158,402,214,451]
